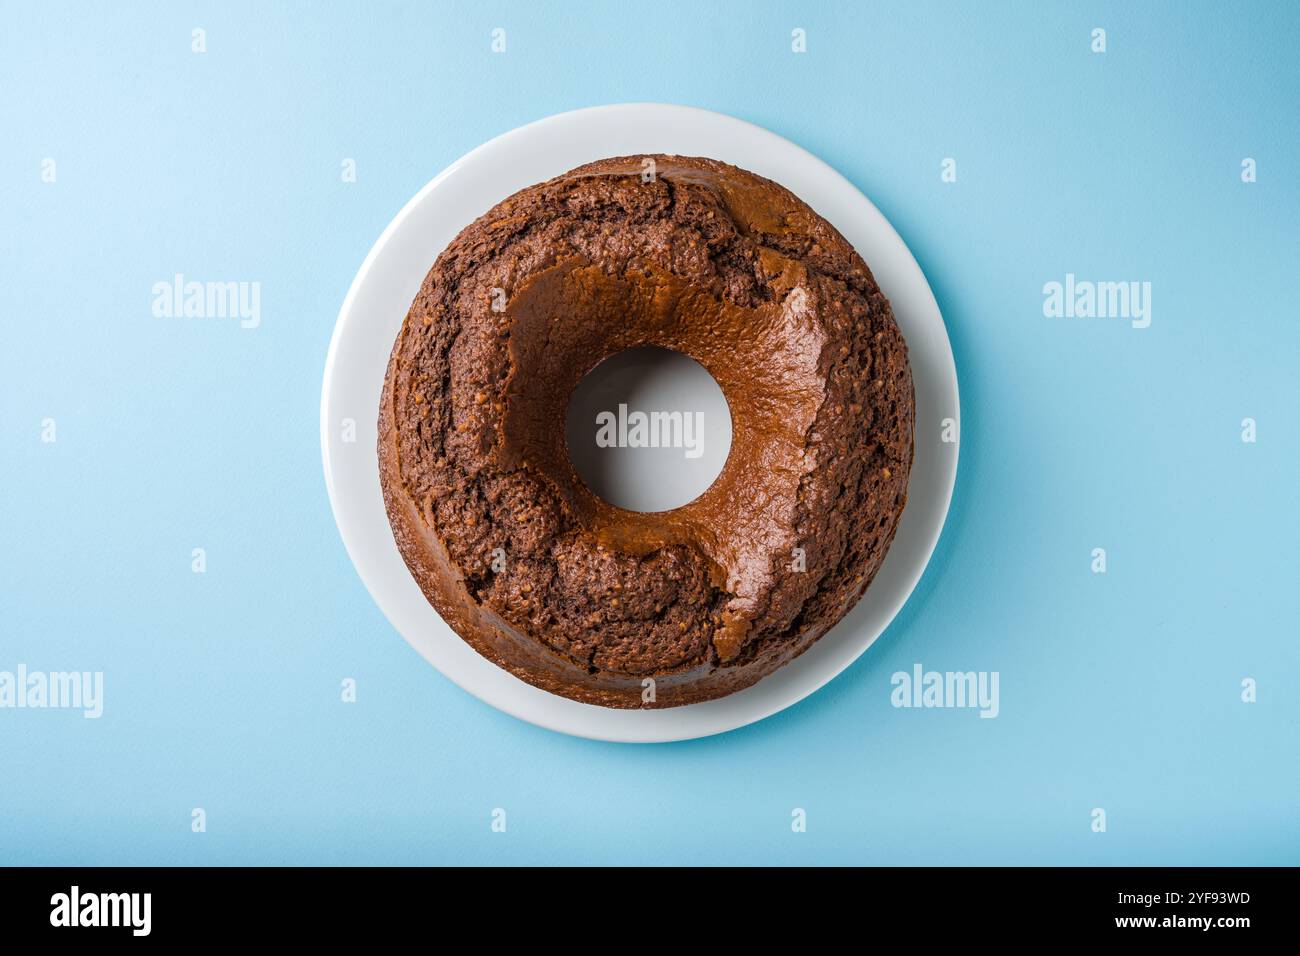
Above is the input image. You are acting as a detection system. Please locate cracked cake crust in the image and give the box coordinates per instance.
[379,155,914,708]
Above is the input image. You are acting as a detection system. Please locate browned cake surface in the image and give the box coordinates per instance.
[379,155,914,707]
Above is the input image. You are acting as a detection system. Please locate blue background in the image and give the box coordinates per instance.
[2,1,1297,865]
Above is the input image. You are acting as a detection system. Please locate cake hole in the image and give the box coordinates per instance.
[565,347,732,513]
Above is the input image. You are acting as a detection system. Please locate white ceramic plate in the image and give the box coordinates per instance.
[321,104,959,743]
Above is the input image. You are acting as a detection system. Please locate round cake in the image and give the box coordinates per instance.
[379,155,914,708]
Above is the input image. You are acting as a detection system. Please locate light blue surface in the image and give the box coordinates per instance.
[2,1,1297,866]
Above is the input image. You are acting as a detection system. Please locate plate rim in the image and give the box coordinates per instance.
[321,102,959,743]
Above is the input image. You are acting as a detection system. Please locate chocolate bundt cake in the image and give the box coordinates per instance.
[379,155,914,708]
